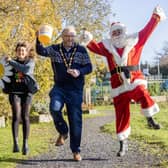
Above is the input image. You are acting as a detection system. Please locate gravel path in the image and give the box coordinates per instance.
[16,112,161,168]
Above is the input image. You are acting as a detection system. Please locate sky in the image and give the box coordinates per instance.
[109,0,168,65]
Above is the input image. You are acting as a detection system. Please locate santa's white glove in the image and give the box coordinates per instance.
[153,5,166,21]
[79,30,93,46]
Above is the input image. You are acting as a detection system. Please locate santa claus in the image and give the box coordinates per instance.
[80,5,166,156]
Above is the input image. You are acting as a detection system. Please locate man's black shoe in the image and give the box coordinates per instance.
[117,139,128,157]
[147,117,161,129]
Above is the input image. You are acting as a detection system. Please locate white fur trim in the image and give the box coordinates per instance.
[111,79,147,98]
[117,126,131,140]
[153,5,166,21]
[141,103,160,117]
[102,33,139,66]
[102,38,121,63]
[110,23,126,36]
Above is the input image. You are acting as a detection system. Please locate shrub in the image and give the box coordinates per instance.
[148,82,161,96]
[0,93,11,118]
[31,100,49,115]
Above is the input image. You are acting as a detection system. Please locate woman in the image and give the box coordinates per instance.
[5,42,36,155]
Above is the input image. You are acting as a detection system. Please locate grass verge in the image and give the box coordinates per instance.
[0,103,167,167]
[100,102,168,167]
[0,122,56,168]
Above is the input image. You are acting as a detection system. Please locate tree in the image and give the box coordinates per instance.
[0,0,62,108]
[51,0,112,40]
[155,41,168,77]
[0,0,62,55]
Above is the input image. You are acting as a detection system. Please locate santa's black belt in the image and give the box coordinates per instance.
[110,65,139,78]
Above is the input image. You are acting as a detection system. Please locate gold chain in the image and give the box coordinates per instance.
[59,44,77,69]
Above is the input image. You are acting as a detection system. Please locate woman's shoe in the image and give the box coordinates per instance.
[22,146,29,155]
[13,144,20,153]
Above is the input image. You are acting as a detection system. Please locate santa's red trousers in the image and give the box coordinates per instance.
[113,85,155,139]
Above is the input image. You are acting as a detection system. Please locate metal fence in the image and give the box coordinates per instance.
[91,78,168,105]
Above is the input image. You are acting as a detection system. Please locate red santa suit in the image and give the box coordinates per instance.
[86,13,162,140]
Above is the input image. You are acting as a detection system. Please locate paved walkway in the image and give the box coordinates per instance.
[16,113,160,168]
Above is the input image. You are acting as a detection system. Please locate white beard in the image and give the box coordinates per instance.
[111,34,127,48]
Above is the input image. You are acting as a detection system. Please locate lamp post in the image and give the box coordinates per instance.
[157,56,160,79]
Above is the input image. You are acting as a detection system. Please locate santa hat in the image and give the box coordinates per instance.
[110,22,126,35]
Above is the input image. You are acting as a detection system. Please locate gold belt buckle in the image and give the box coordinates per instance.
[116,66,121,74]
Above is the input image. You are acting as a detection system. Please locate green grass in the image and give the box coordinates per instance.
[100,102,168,167]
[0,112,105,168]
[0,103,168,167]
[94,105,114,111]
[0,122,56,168]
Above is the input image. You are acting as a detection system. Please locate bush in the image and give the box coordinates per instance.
[0,93,11,118]
[148,82,161,96]
[31,100,49,115]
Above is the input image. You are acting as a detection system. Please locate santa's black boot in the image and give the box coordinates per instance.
[117,139,128,157]
[147,117,161,129]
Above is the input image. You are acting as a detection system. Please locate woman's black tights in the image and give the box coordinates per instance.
[11,95,31,150]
